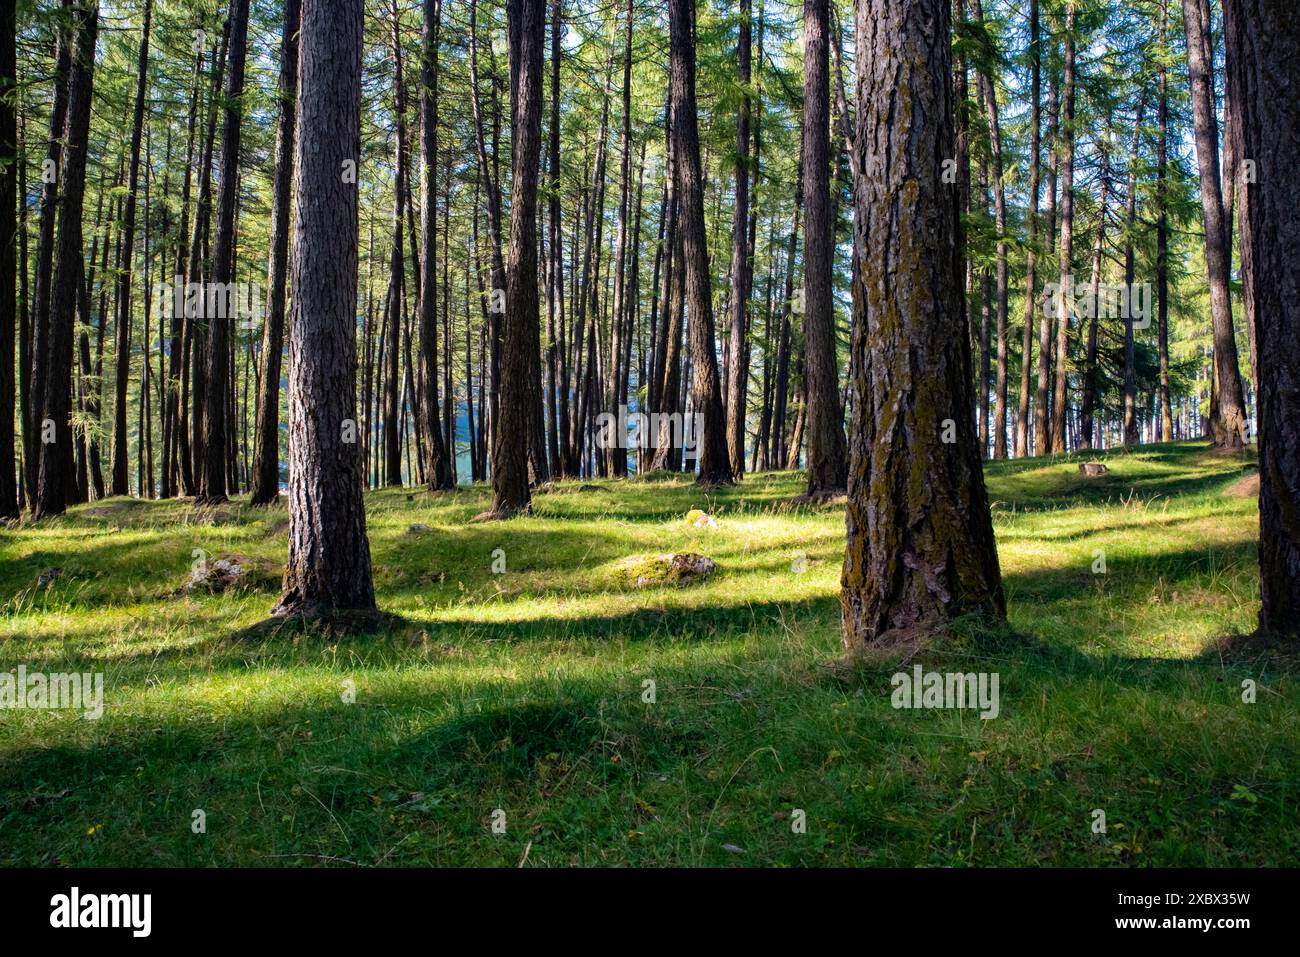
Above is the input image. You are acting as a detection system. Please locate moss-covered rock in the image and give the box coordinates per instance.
[613,553,717,588]
[181,554,280,594]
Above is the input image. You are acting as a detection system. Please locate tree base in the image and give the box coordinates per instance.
[247,601,401,639]
[472,503,532,522]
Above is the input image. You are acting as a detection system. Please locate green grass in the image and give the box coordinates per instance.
[2,439,1294,867]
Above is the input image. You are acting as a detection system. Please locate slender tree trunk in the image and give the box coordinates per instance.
[199,0,248,502]
[108,0,152,497]
[419,0,453,490]
[1122,97,1145,446]
[1035,71,1059,454]
[35,1,97,519]
[489,0,545,516]
[1051,3,1077,455]
[1080,124,1110,450]
[275,0,374,617]
[469,0,507,464]
[972,0,1008,459]
[724,0,753,478]
[1182,0,1248,450]
[1015,0,1040,458]
[669,0,732,486]
[28,0,71,510]
[250,0,300,505]
[383,6,410,487]
[843,0,1004,648]
[802,0,847,495]
[0,0,16,516]
[1157,0,1172,442]
[546,0,566,477]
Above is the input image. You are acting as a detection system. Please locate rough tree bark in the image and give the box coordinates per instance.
[274,0,375,616]
[842,0,1005,648]
[488,0,545,516]
[1222,0,1300,634]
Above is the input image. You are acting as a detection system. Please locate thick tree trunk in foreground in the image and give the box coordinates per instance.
[669,0,732,486]
[35,2,96,518]
[801,0,847,495]
[200,0,249,503]
[1223,0,1300,634]
[489,0,544,516]
[419,0,454,491]
[842,0,1004,648]
[275,0,374,616]
[1182,0,1248,451]
[0,0,16,517]
[250,0,301,505]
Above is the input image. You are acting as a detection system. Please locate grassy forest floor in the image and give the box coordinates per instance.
[2,440,1295,866]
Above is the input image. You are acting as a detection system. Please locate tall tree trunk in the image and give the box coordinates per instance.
[489,0,545,516]
[605,0,634,478]
[1051,3,1077,455]
[200,0,249,502]
[1035,70,1059,453]
[801,0,847,495]
[843,0,1004,647]
[0,0,16,516]
[1015,0,1041,458]
[250,0,300,505]
[1122,96,1145,447]
[1157,0,1172,442]
[382,6,410,487]
[546,0,567,477]
[469,0,507,464]
[972,0,1008,459]
[724,0,753,478]
[28,0,71,510]
[1181,0,1248,450]
[669,0,732,486]
[35,1,97,519]
[109,0,152,496]
[275,0,374,616]
[163,45,202,499]
[419,0,454,490]
[1080,122,1110,451]
[1223,0,1299,633]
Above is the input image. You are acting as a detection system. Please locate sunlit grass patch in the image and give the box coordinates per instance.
[0,441,1294,867]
